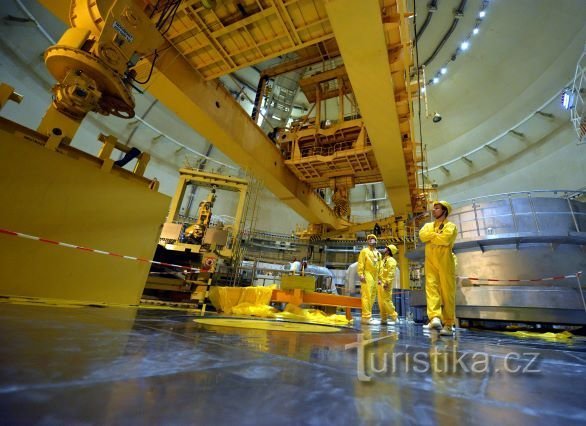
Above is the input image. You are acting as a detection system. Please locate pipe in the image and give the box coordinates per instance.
[415,0,438,42]
[14,0,56,44]
[422,0,467,68]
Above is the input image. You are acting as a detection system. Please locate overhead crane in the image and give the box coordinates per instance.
[5,0,583,333]
[0,0,435,311]
[37,0,426,233]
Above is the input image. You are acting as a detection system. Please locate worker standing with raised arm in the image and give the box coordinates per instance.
[357,234,381,325]
[419,201,458,336]
[377,244,399,325]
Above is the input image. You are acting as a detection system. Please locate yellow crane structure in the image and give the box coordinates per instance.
[38,0,426,226]
[0,0,428,304]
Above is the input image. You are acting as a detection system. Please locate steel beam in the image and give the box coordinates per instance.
[144,49,348,227]
[325,0,411,214]
[38,0,348,229]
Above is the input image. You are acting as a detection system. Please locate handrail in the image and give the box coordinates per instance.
[410,189,585,237]
[452,189,585,207]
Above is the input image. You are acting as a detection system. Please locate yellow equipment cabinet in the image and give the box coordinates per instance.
[0,0,173,306]
[0,87,169,306]
[281,275,317,292]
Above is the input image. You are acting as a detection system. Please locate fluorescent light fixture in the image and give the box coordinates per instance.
[473,27,479,35]
[460,41,470,50]
[479,10,486,18]
[433,77,439,84]
[561,88,575,110]
[440,67,447,75]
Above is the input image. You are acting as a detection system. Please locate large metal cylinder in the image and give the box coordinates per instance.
[409,191,586,325]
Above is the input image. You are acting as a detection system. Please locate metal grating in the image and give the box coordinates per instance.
[163,0,336,80]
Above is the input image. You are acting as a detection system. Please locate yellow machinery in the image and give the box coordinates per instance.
[37,0,164,141]
[160,168,248,259]
[184,192,216,245]
[39,0,422,230]
[0,1,173,305]
[144,168,249,304]
[278,65,375,220]
[6,0,437,305]
[0,84,169,306]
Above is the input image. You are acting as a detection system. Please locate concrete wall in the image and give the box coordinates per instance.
[440,123,586,202]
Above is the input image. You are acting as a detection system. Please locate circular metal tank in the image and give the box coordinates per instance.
[408,191,586,325]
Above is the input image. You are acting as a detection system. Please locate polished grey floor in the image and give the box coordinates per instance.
[1,303,585,425]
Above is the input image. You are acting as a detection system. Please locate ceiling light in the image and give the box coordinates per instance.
[479,10,486,18]
[433,77,439,84]
[440,67,447,75]
[473,27,479,35]
[420,87,426,93]
[460,41,470,50]
[561,88,576,110]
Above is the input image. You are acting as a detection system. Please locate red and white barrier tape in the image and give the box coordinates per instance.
[0,228,199,273]
[458,272,582,283]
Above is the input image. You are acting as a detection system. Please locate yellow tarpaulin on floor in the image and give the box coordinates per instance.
[208,286,351,325]
[193,318,341,333]
[502,330,574,342]
[209,286,274,315]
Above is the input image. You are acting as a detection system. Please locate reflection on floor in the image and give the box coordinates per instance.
[1,303,585,425]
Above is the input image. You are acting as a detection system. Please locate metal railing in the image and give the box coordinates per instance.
[410,190,586,244]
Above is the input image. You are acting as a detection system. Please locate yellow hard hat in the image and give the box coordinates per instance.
[433,200,452,216]
[386,244,398,255]
[366,234,377,241]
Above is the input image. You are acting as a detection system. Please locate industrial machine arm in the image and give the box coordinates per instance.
[37,0,164,140]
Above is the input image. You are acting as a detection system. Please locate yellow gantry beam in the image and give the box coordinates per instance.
[324,0,411,214]
[38,0,348,229]
[143,49,348,228]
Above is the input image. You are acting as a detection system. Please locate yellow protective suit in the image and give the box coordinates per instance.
[377,255,398,321]
[357,246,381,320]
[419,220,458,327]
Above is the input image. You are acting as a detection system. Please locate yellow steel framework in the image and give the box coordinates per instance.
[281,119,378,188]
[324,0,421,214]
[0,90,169,305]
[37,0,423,230]
[39,0,349,229]
[279,63,370,190]
[277,62,369,219]
[166,0,336,79]
[163,168,249,258]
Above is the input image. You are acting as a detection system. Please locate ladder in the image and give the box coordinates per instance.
[227,171,262,285]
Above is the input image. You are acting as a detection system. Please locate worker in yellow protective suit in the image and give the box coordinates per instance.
[377,244,399,325]
[357,234,381,325]
[419,200,458,336]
